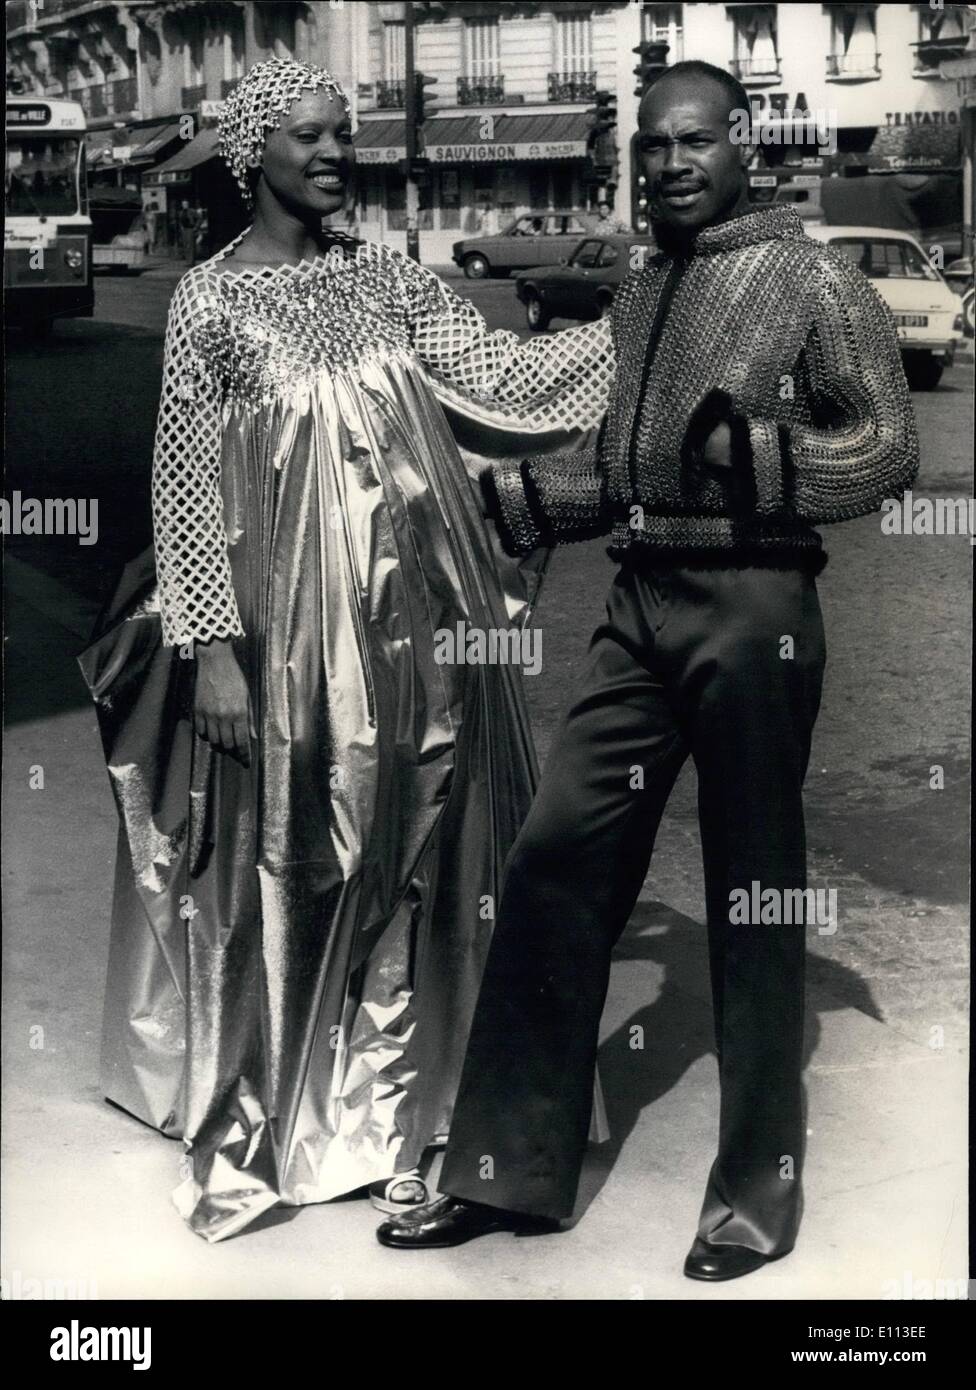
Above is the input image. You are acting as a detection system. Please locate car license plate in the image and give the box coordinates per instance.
[894,314,928,328]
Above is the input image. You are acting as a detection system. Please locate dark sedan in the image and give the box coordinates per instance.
[514,233,657,330]
[451,211,595,279]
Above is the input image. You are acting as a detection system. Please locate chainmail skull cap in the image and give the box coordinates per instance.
[218,58,350,207]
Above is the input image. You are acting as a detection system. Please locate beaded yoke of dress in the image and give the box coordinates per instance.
[152,231,615,647]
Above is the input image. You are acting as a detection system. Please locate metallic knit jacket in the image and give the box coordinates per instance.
[485,206,920,566]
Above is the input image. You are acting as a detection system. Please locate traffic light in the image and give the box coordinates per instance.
[632,39,669,98]
[415,72,438,126]
[587,89,618,140]
[586,89,618,176]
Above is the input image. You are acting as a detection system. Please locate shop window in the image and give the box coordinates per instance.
[384,172,432,232]
[552,168,574,209]
[528,169,549,208]
[386,173,406,232]
[439,170,461,230]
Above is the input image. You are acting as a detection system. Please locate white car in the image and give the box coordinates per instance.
[806,225,964,390]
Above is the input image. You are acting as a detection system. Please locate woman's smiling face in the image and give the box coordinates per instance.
[256,88,354,218]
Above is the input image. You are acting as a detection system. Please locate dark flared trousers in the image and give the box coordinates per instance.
[440,561,827,1254]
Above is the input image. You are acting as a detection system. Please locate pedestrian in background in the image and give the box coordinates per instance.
[177,200,200,264]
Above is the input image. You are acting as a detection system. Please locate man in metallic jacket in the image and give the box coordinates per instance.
[377,60,919,1280]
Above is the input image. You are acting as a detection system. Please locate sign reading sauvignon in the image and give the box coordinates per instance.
[427,140,587,163]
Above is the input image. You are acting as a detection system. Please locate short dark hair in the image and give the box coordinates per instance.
[642,60,751,125]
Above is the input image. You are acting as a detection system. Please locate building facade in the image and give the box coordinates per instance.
[6,2,972,262]
[351,1,632,260]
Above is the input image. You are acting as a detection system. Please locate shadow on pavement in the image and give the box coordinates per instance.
[576,898,883,1218]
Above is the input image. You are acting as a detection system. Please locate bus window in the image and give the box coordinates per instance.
[5,136,81,217]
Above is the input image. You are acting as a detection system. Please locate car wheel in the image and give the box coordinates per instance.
[463,253,490,280]
[524,292,551,332]
[904,352,944,390]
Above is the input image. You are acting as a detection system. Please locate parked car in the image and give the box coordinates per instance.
[806,225,964,389]
[452,210,596,280]
[514,233,657,330]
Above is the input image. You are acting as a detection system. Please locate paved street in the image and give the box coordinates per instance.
[2,265,970,1300]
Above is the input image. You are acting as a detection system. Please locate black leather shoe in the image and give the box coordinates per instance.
[376,1194,556,1249]
[683,1237,783,1282]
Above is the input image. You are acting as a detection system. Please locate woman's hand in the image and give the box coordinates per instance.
[193,637,255,766]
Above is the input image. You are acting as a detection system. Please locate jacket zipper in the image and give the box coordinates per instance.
[626,255,686,498]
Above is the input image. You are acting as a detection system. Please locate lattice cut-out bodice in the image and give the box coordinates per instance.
[151,234,615,646]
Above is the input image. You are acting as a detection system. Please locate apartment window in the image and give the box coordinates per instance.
[642,4,683,63]
[914,3,970,72]
[465,17,500,79]
[183,28,204,87]
[731,5,780,80]
[827,5,880,79]
[383,21,405,81]
[222,25,244,83]
[555,12,592,73]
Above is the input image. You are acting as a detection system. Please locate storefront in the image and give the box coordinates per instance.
[145,127,247,256]
[353,110,596,262]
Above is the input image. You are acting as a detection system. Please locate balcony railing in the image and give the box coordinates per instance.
[377,78,406,108]
[826,52,881,78]
[730,57,782,81]
[457,74,504,106]
[912,33,971,71]
[181,83,208,109]
[547,70,597,103]
[221,78,241,98]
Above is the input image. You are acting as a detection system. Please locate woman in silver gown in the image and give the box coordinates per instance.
[80,59,613,1242]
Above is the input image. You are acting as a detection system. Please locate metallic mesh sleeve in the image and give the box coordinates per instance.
[151,272,244,648]
[777,252,920,522]
[408,265,614,434]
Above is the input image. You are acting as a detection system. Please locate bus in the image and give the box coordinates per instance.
[5,98,94,336]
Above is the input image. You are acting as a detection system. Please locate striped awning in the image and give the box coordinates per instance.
[354,110,591,165]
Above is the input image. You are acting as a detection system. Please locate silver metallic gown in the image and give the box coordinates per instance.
[79,233,614,1242]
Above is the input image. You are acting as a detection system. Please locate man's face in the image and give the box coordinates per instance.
[598,202,610,217]
[258,89,354,218]
[638,78,750,233]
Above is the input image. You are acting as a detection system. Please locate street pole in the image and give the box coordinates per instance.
[404,2,420,263]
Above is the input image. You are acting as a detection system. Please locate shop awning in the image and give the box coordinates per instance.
[128,120,184,164]
[354,118,407,164]
[354,110,592,165]
[144,127,220,185]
